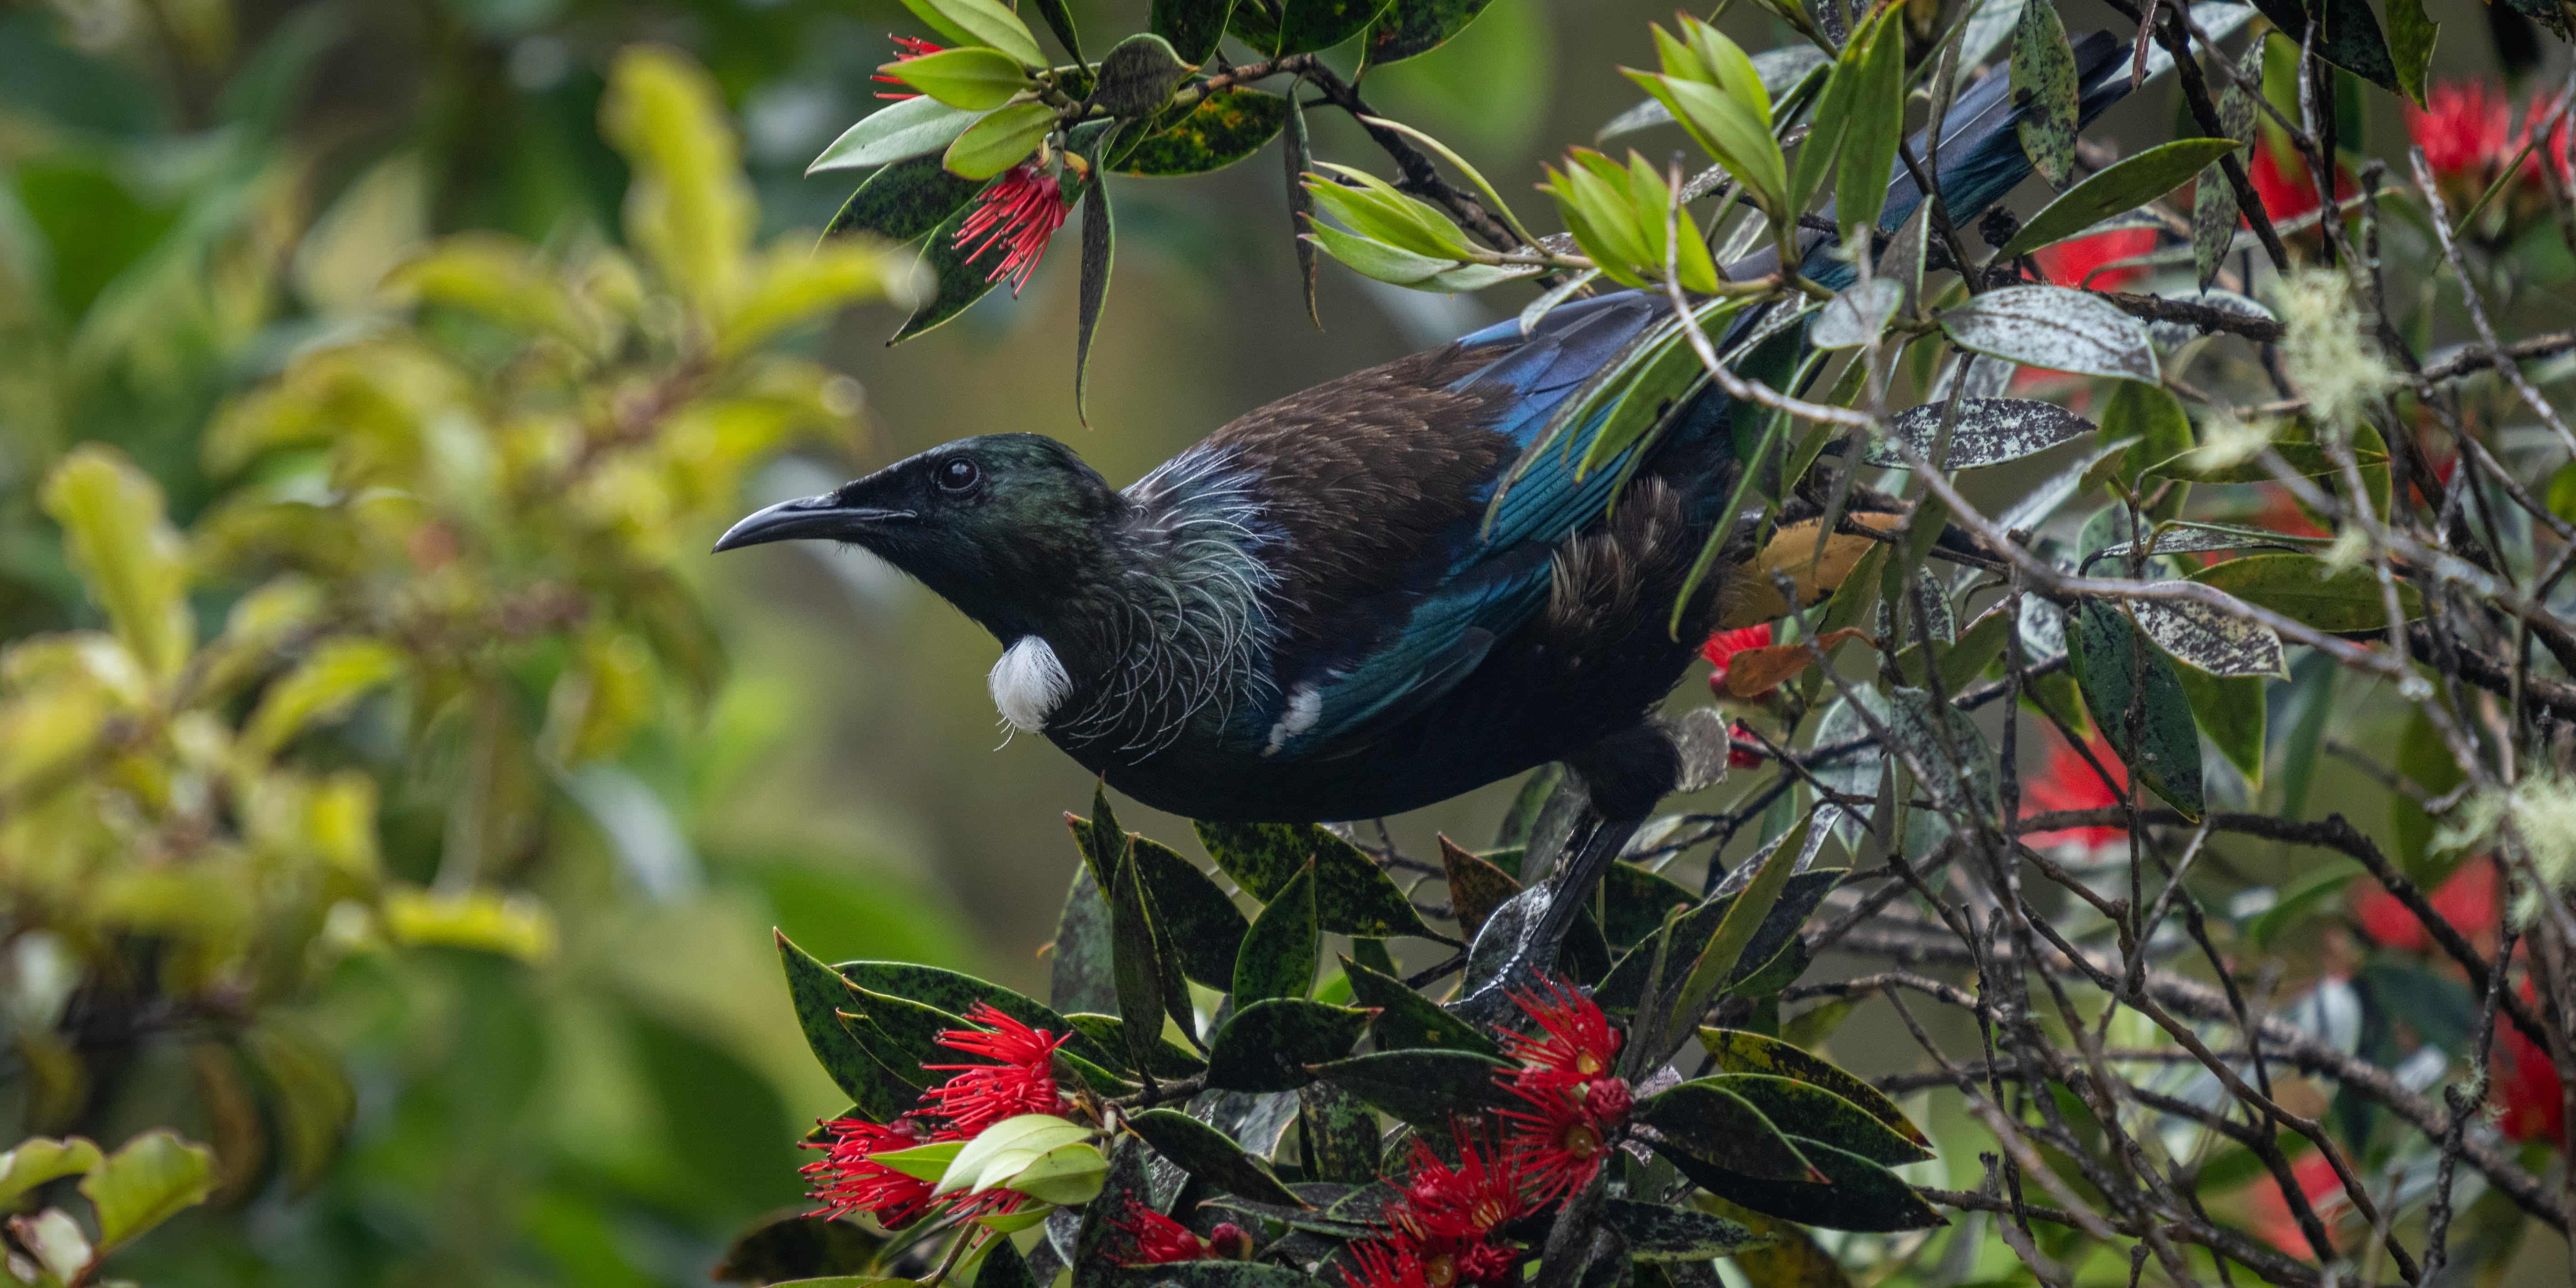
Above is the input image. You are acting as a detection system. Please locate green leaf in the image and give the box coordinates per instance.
[1194,823,1431,938]
[42,446,191,682]
[1863,398,2097,470]
[1339,954,1502,1057]
[81,1130,215,1253]
[777,933,913,1118]
[1126,1109,1304,1206]
[1230,0,1400,57]
[944,101,1057,179]
[2245,0,2399,92]
[2175,665,2265,788]
[1051,863,1119,1016]
[900,0,1046,67]
[1632,1080,1823,1181]
[1089,34,1196,117]
[1151,0,1236,65]
[0,1138,101,1208]
[1665,1138,1948,1233]
[1071,1139,1152,1288]
[1130,838,1250,990]
[832,960,1126,1074]
[1233,859,1318,1006]
[1599,1198,1774,1260]
[712,1214,884,1286]
[1301,223,1456,286]
[1784,60,1852,216]
[1029,0,1083,62]
[884,46,1032,110]
[1363,0,1499,65]
[1298,1082,1384,1183]
[1075,172,1114,426]
[869,1140,964,1182]
[2103,381,2197,520]
[1110,839,1178,1075]
[1118,89,1293,177]
[2391,704,2464,882]
[1594,872,1845,1014]
[1999,138,2245,258]
[242,638,404,759]
[2066,599,2204,818]
[1697,1028,1931,1148]
[810,95,986,174]
[1308,1049,1518,1127]
[1073,790,1130,895]
[1835,9,1907,248]
[1665,814,1809,1036]
[890,191,1007,342]
[1627,73,1786,215]
[2386,0,2438,105]
[1064,1014,1204,1079]
[1004,1140,1108,1205]
[1939,286,2158,383]
[2189,553,2424,632]
[2247,865,2356,949]
[1438,836,1523,940]
[240,1022,355,1196]
[1601,863,1698,950]
[1204,999,1374,1092]
[935,1114,1093,1196]
[1703,1073,1933,1166]
[2009,0,2079,188]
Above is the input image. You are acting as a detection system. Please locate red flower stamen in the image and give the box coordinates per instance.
[1498,979,1622,1087]
[922,1002,1070,1136]
[2499,980,2567,1148]
[1341,1239,1434,1288]
[1702,624,1774,698]
[2350,856,2499,955]
[1397,1131,1526,1243]
[799,1115,938,1226]
[873,35,943,99]
[955,165,1067,296]
[2033,227,2158,291]
[1112,1197,1211,1264]
[2020,731,2128,853]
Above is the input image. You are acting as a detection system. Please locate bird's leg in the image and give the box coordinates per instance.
[1451,724,1679,1022]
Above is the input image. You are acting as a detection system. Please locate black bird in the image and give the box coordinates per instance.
[720,34,2138,911]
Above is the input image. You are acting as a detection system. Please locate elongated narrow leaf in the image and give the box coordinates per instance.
[1340,954,1502,1056]
[1634,1080,1823,1181]
[1130,837,1249,989]
[1075,174,1113,424]
[1283,91,1319,327]
[1110,845,1173,1075]
[1203,999,1372,1091]
[1230,0,1399,57]
[1998,138,2242,257]
[2189,553,2425,631]
[1940,285,2157,383]
[1697,1028,1931,1146]
[1600,1199,1771,1260]
[1233,860,1318,1006]
[2009,0,2079,187]
[2176,664,2265,787]
[1864,398,2096,469]
[2245,0,2399,91]
[2066,599,2204,817]
[891,191,1006,341]
[1195,823,1429,937]
[1665,1139,1948,1232]
[42,447,191,681]
[1835,9,1907,247]
[811,96,986,174]
[1310,1049,1518,1126]
[900,0,1046,66]
[1126,1109,1304,1206]
[2386,0,2437,104]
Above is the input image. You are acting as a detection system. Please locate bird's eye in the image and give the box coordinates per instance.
[936,457,981,493]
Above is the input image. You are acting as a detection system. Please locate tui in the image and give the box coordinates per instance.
[720,34,2138,935]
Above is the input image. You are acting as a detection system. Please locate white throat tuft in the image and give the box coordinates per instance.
[990,636,1071,733]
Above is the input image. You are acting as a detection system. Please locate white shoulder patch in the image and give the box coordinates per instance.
[1262,683,1324,757]
[990,636,1071,733]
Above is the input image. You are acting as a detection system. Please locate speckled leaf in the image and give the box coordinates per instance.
[1052,863,1119,1015]
[1070,1138,1153,1288]
[1075,171,1114,425]
[1666,1139,1949,1232]
[845,986,972,1087]
[1340,956,1501,1056]
[1073,788,1128,893]
[2189,553,2425,632]
[1696,1028,1930,1146]
[891,195,1007,341]
[1151,0,1235,65]
[1599,1199,1772,1260]
[1705,1074,1934,1166]
[1886,686,1996,811]
[1111,839,1181,1073]
[1126,1109,1304,1206]
[1204,999,1372,1091]
[1234,860,1318,1006]
[1090,34,1195,117]
[1130,838,1249,990]
[1309,1049,1518,1126]
[831,961,1125,1070]
[1362,0,1498,64]
[2009,0,2078,187]
[2246,0,2399,91]
[1065,1014,1205,1079]
[778,933,915,1119]
[1201,1182,1376,1238]
[1998,138,2240,258]
[2067,599,2204,817]
[1810,278,1902,351]
[826,155,989,244]
[1864,398,2096,469]
[1230,0,1399,56]
[1940,286,2157,383]
[1118,89,1294,176]
[1603,863,1698,950]
[1438,835,1520,938]
[1196,823,1430,938]
[1298,1082,1384,1183]
[2386,0,2437,104]
[2127,598,2286,679]
[1636,1080,1821,1181]
[1594,872,1845,1013]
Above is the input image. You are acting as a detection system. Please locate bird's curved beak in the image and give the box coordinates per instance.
[712,494,915,552]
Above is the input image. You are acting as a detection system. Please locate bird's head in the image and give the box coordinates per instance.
[714,433,1124,639]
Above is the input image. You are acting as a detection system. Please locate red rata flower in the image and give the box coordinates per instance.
[1111,1198,1250,1264]
[800,1116,939,1226]
[1340,1239,1434,1288]
[2350,857,2499,955]
[2249,1153,2352,1258]
[2020,731,2127,852]
[2033,227,2158,290]
[2408,82,2514,210]
[956,165,1067,296]
[1727,722,1763,770]
[2495,978,2568,1148]
[873,35,943,99]
[923,1001,1071,1135]
[1493,981,1633,1203]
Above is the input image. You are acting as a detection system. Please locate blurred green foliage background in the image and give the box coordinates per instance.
[0,1,2561,1284]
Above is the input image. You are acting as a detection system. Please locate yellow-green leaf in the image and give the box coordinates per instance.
[0,1137,102,1209]
[383,233,591,346]
[80,1130,215,1254]
[381,888,560,963]
[943,101,1057,179]
[882,46,1032,110]
[602,46,755,315]
[242,639,405,761]
[41,446,193,683]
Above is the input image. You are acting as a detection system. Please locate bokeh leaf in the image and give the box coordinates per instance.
[42,446,192,683]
